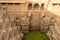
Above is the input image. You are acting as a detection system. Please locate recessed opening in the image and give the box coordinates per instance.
[59,4,60,6]
[34,3,39,10]
[8,3,14,5]
[41,3,44,10]
[53,3,57,6]
[1,3,7,5]
[28,3,32,10]
[15,3,20,5]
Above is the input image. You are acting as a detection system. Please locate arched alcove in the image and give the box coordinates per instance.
[28,3,32,10]
[34,3,39,10]
[41,3,44,10]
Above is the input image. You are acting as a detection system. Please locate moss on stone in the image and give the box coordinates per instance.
[23,30,48,40]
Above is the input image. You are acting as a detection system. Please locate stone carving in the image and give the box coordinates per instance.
[0,7,60,40]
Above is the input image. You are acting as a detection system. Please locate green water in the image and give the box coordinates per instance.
[23,30,48,40]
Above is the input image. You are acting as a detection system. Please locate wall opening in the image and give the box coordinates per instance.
[53,3,57,6]
[15,3,20,5]
[28,3,32,10]
[52,3,60,6]
[8,3,14,5]
[1,3,7,5]
[41,3,44,10]
[34,3,39,10]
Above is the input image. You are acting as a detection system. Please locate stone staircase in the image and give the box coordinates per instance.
[45,10,60,40]
[0,6,60,40]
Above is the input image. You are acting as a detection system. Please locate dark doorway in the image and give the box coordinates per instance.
[28,3,32,10]
[34,3,39,10]
[41,3,44,10]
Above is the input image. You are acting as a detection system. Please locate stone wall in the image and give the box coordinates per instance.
[0,4,60,40]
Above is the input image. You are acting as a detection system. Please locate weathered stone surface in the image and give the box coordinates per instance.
[40,16,50,32]
[0,6,60,40]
